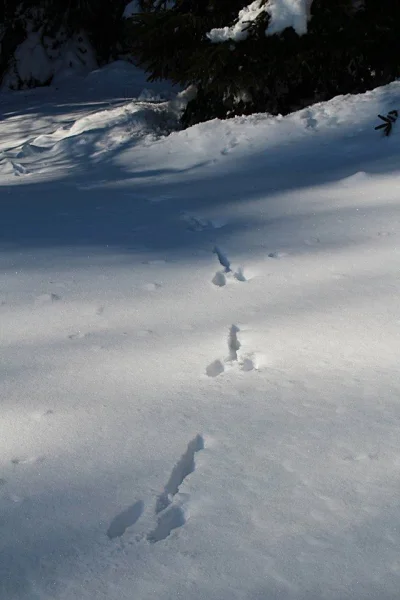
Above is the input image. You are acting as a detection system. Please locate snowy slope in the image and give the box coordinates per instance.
[1,63,400,600]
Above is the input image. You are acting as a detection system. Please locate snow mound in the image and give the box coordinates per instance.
[2,68,400,600]
[2,30,97,91]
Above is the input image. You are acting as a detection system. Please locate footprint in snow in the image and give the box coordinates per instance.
[68,331,88,340]
[206,326,261,376]
[212,247,247,286]
[107,500,144,540]
[213,246,231,272]
[35,293,61,305]
[342,452,379,462]
[134,329,153,337]
[220,138,238,155]
[241,356,256,371]
[142,282,162,292]
[11,456,45,466]
[181,212,227,232]
[234,267,246,282]
[206,325,240,377]
[212,267,247,287]
[206,359,225,377]
[31,409,54,422]
[148,434,204,543]
[106,435,204,543]
[147,505,186,544]
[228,324,240,361]
[268,251,287,259]
[212,272,226,287]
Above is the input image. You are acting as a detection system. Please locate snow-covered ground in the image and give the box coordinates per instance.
[1,62,400,599]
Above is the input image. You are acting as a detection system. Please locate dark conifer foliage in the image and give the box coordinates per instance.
[0,0,128,86]
[126,0,400,126]
[1,0,399,126]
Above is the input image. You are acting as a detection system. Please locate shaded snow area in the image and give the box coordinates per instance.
[1,61,400,600]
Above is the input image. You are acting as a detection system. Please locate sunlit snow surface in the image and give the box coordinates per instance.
[1,62,400,599]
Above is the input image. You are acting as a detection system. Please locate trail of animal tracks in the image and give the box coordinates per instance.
[1,62,400,599]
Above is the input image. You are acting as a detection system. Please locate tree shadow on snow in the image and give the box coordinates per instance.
[0,90,400,271]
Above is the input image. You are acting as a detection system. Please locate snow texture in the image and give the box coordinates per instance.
[266,0,312,35]
[123,0,140,17]
[1,58,400,600]
[2,29,98,90]
[208,0,312,43]
[207,0,268,43]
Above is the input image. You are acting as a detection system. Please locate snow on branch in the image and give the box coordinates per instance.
[207,0,268,43]
[123,1,140,18]
[266,0,312,35]
[207,0,313,44]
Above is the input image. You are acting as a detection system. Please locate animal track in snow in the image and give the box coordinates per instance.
[233,267,246,282]
[213,246,231,272]
[206,359,225,377]
[268,251,287,259]
[377,231,396,237]
[35,292,61,306]
[155,434,204,513]
[206,326,261,376]
[148,434,204,543]
[342,452,379,462]
[147,504,186,544]
[228,325,241,361]
[212,272,226,287]
[220,137,239,155]
[212,267,247,287]
[68,331,89,340]
[212,247,247,286]
[142,282,162,292]
[11,456,45,466]
[181,212,227,232]
[241,356,256,371]
[31,409,54,422]
[107,500,144,539]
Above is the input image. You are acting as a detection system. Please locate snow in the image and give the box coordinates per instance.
[207,0,268,43]
[123,0,140,18]
[1,61,400,599]
[208,0,312,42]
[265,0,312,36]
[2,30,98,91]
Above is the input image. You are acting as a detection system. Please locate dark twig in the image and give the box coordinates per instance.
[375,110,398,136]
